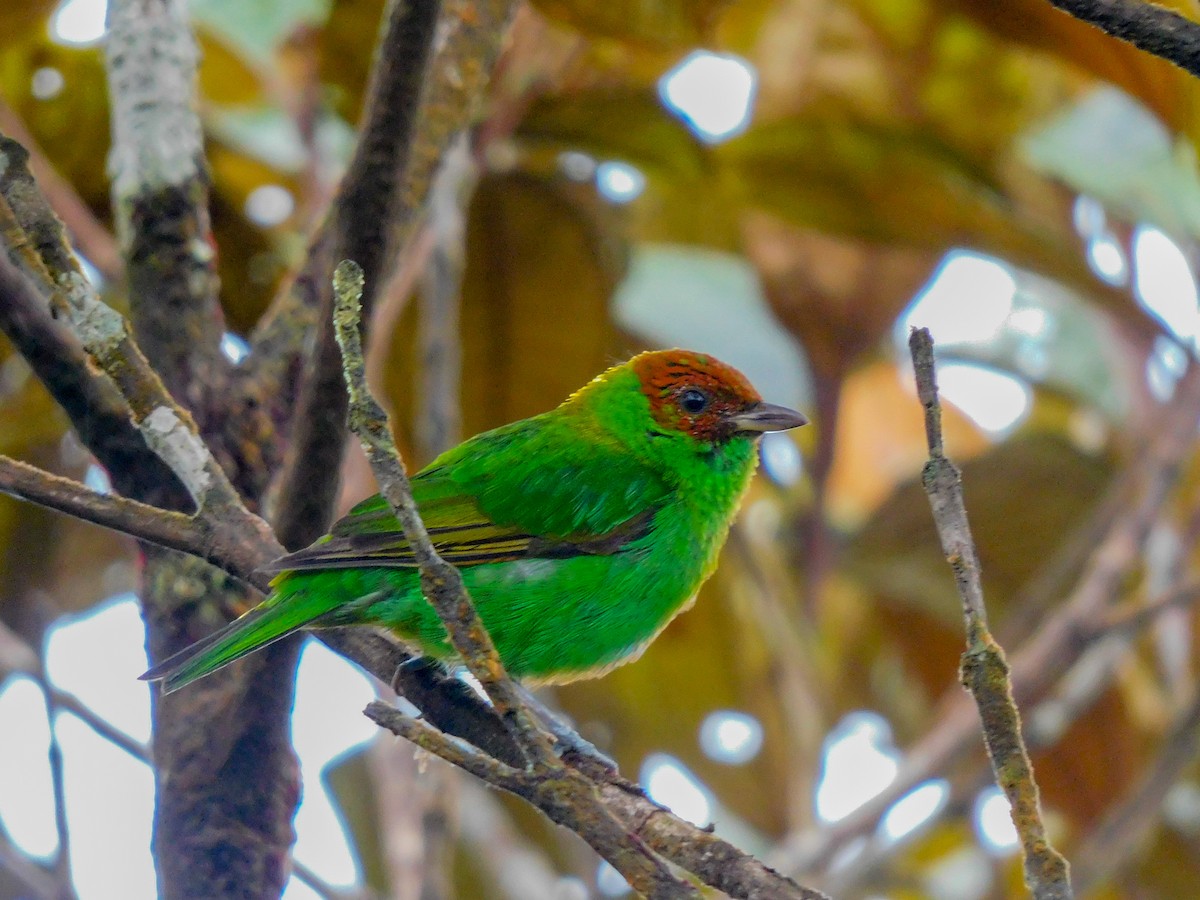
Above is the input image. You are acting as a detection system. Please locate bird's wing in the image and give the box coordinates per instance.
[263,415,669,573]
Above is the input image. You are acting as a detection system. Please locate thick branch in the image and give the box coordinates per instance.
[909,328,1073,900]
[244,0,518,534]
[1046,0,1200,77]
[104,0,226,406]
[265,0,444,551]
[0,455,269,590]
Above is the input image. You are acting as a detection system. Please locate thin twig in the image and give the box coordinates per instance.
[908,327,1073,900]
[779,355,1200,877]
[1045,0,1200,78]
[35,663,76,899]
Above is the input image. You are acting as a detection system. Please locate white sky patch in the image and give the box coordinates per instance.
[659,51,757,143]
[1088,234,1129,285]
[596,860,632,897]
[245,184,295,227]
[1134,225,1200,348]
[221,332,250,363]
[699,710,764,765]
[282,878,323,900]
[935,363,1032,435]
[2,596,386,897]
[595,161,645,204]
[0,677,58,859]
[291,641,378,887]
[902,251,1017,346]
[51,0,108,45]
[974,786,1020,854]
[759,432,803,487]
[640,753,713,827]
[815,711,900,823]
[46,594,151,744]
[880,779,950,842]
[59,714,157,898]
[32,67,66,101]
[1146,334,1190,402]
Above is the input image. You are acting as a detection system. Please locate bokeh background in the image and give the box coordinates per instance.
[3,0,1200,897]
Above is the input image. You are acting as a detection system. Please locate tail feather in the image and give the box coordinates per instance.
[141,575,335,693]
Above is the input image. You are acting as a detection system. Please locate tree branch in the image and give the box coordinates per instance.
[780,351,1200,878]
[909,327,1073,900]
[104,0,227,408]
[333,260,703,899]
[1045,0,1200,78]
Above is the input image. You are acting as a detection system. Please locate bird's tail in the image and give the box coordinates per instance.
[140,574,335,693]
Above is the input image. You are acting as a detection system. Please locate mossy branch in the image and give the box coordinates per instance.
[909,327,1073,900]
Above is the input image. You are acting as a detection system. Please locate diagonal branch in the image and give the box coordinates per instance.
[909,327,1073,900]
[1045,0,1200,78]
[0,454,267,590]
[332,260,701,899]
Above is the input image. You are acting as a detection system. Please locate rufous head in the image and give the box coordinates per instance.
[629,349,807,443]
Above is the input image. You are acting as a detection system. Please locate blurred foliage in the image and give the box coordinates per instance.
[5,0,1200,896]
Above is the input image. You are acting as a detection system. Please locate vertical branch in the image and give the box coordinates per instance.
[908,327,1073,900]
[268,0,444,551]
[104,0,226,410]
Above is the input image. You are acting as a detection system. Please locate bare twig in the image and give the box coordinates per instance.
[780,356,1200,877]
[332,260,552,750]
[34,663,76,899]
[908,327,1072,900]
[1045,0,1200,78]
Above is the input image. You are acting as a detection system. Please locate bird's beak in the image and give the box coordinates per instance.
[729,402,808,434]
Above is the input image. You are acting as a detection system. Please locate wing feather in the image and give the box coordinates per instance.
[262,416,667,574]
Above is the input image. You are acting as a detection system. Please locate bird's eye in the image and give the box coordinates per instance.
[679,388,709,414]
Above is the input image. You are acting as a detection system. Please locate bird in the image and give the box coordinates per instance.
[143,349,807,693]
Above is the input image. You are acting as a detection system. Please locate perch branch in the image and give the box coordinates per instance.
[909,327,1073,900]
[333,259,700,898]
